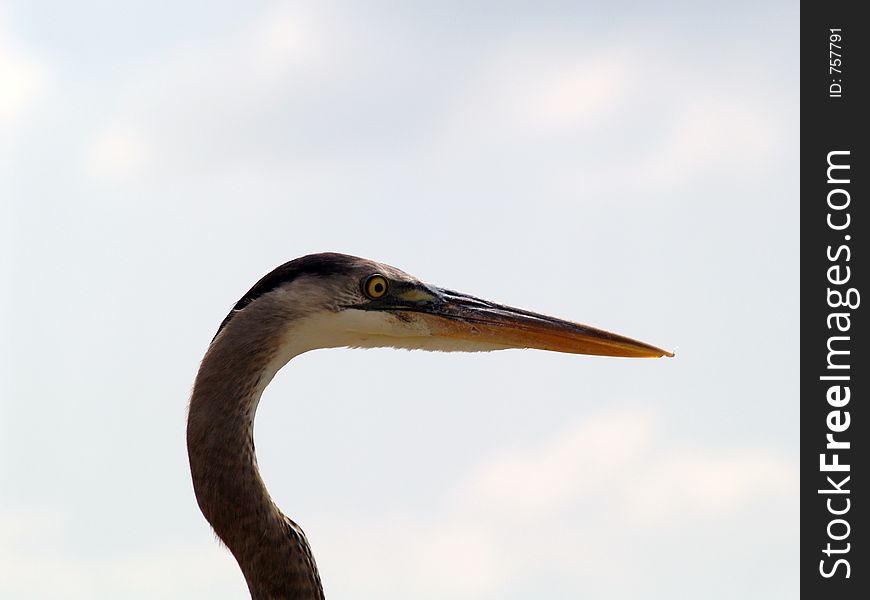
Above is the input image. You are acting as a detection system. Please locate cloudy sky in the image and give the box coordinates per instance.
[1,1,798,598]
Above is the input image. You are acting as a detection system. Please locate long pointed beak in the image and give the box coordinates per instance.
[411,288,673,359]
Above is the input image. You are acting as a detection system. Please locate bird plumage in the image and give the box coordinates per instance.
[188,253,671,599]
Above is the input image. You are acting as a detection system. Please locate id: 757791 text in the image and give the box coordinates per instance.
[829,28,843,98]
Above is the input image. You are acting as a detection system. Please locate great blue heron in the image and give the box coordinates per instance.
[187,252,672,599]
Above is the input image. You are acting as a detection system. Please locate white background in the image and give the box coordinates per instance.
[2,1,798,598]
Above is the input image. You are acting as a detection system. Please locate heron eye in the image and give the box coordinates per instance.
[363,275,389,299]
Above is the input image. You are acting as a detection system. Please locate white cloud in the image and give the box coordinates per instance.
[527,58,629,130]
[0,12,49,130]
[640,97,782,186]
[462,410,654,519]
[439,42,634,142]
[628,447,795,522]
[73,10,791,200]
[249,5,329,77]
[78,2,340,183]
[0,509,245,599]
[83,123,152,181]
[461,409,794,526]
[315,407,797,599]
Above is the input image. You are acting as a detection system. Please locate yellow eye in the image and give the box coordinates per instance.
[363,274,389,299]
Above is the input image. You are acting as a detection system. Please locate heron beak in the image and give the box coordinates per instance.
[410,288,673,359]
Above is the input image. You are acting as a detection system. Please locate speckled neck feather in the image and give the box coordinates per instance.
[187,297,324,600]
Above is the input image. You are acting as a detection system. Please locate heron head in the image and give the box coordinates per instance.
[215,252,672,359]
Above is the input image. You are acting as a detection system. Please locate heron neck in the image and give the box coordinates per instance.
[187,312,324,600]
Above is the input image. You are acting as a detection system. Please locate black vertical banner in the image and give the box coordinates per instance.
[802,3,868,598]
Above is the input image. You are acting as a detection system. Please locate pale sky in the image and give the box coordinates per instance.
[1,1,798,599]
